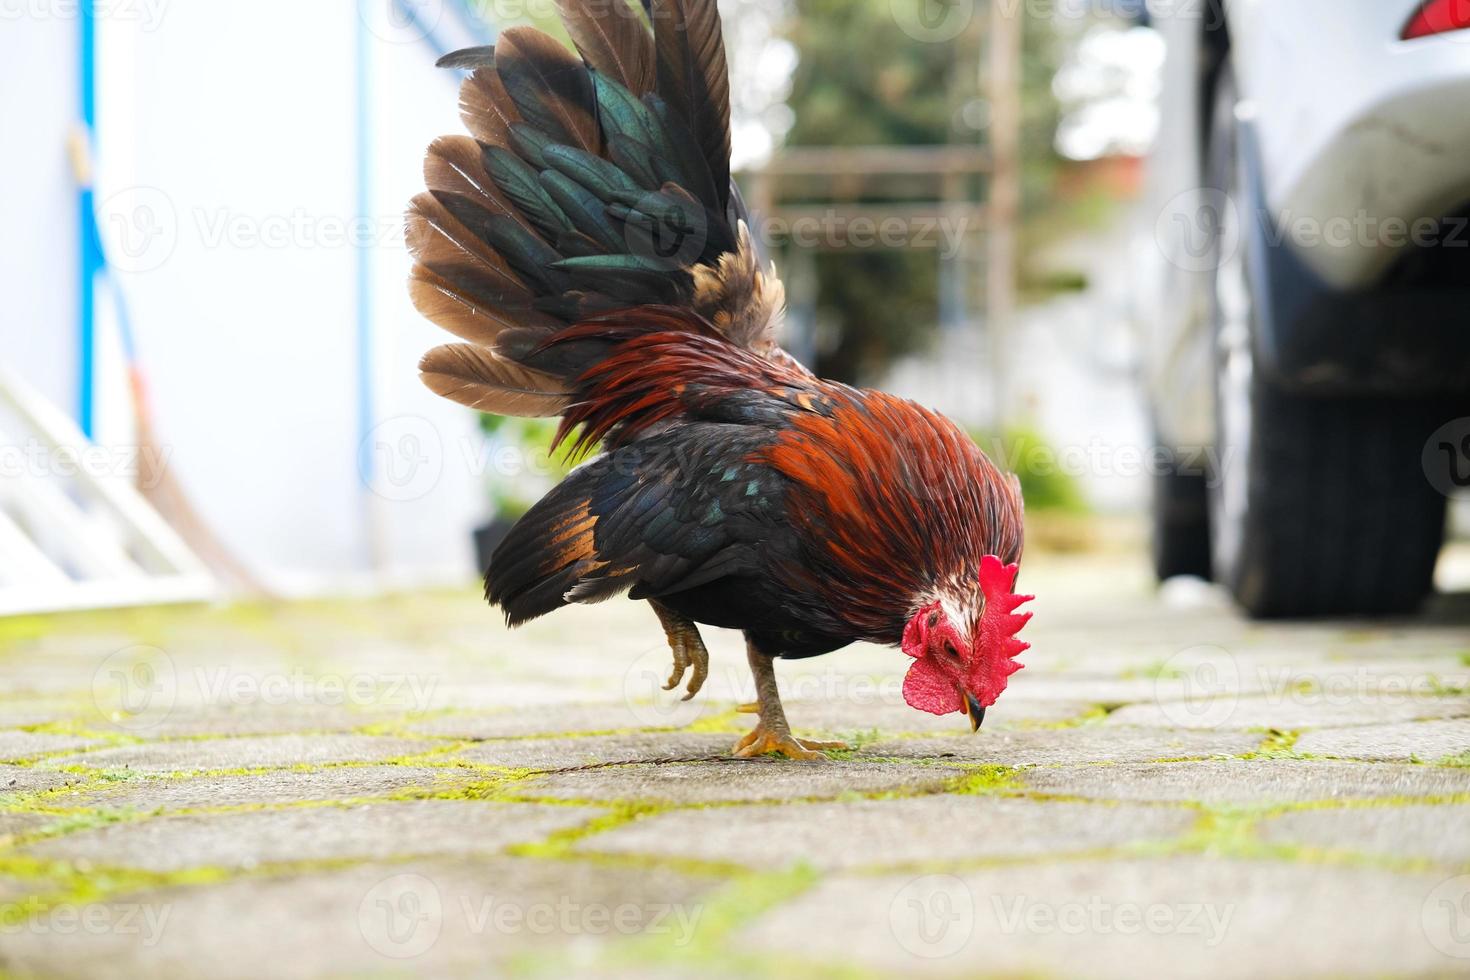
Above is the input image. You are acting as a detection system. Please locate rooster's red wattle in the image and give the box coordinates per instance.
[408,0,1030,758]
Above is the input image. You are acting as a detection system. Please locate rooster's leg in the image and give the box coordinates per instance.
[649,599,709,701]
[733,639,847,760]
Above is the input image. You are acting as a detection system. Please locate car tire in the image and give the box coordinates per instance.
[1205,65,1447,617]
[1150,461,1212,581]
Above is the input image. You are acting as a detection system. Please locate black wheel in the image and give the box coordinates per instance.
[1205,65,1447,617]
[1150,458,1212,581]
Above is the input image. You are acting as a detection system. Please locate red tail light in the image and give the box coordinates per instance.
[1402,0,1470,39]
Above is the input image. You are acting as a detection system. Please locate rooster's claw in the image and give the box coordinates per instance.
[732,726,847,761]
[658,617,708,702]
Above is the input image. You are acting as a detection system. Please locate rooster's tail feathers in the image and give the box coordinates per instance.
[411,1,791,422]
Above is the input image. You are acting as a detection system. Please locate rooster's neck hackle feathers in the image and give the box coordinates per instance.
[760,394,1026,642]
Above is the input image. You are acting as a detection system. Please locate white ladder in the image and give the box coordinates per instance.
[0,366,214,616]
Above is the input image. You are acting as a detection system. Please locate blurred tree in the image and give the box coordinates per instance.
[777,0,1062,384]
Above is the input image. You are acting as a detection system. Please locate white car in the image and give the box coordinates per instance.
[1139,0,1470,616]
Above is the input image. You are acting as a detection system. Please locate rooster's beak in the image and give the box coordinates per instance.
[963,693,986,732]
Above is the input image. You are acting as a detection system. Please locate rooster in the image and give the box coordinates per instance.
[408,0,1031,759]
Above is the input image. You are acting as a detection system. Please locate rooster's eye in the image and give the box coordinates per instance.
[942,640,961,661]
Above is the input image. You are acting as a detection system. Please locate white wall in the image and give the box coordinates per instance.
[2,1,501,593]
[0,10,79,415]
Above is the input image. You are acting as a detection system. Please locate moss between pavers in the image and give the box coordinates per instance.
[503,865,888,980]
[2,651,1467,962]
[1241,728,1302,760]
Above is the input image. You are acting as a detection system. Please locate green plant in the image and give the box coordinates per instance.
[971,425,1088,513]
[477,415,576,520]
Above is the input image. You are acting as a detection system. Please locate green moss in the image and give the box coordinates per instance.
[684,709,746,735]
[1242,729,1302,760]
[585,866,848,979]
[945,764,1023,796]
[507,802,665,861]
[0,617,53,645]
[1438,751,1470,768]
[816,728,882,760]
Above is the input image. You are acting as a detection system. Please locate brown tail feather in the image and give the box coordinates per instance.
[406,192,521,286]
[651,0,730,209]
[556,0,655,95]
[408,266,559,349]
[419,344,569,417]
[496,27,601,155]
[459,64,522,146]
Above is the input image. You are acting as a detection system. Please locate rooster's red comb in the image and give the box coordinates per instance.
[973,555,1034,695]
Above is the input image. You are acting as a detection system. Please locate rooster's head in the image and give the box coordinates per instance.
[899,555,1033,730]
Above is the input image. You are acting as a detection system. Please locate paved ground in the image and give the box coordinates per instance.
[1,548,1468,979]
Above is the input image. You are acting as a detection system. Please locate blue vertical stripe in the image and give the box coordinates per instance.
[77,0,99,438]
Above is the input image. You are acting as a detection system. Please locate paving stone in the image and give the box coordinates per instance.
[0,700,91,728]
[0,856,716,980]
[518,759,962,804]
[1105,694,1470,731]
[0,764,77,803]
[23,801,603,872]
[408,702,719,739]
[868,727,1260,766]
[411,679,615,712]
[1295,718,1470,762]
[0,812,56,842]
[1299,657,1470,690]
[133,703,397,737]
[0,661,100,697]
[458,732,739,770]
[44,734,435,773]
[581,796,1196,870]
[1018,760,1470,806]
[1005,675,1232,705]
[1261,805,1470,865]
[0,731,104,761]
[738,858,1467,977]
[7,551,1470,978]
[50,766,481,812]
[784,695,1099,737]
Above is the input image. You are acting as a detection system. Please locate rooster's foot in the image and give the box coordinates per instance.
[732,726,847,761]
[662,630,708,701]
[650,600,709,701]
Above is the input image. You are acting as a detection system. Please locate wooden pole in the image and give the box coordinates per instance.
[986,0,1022,431]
